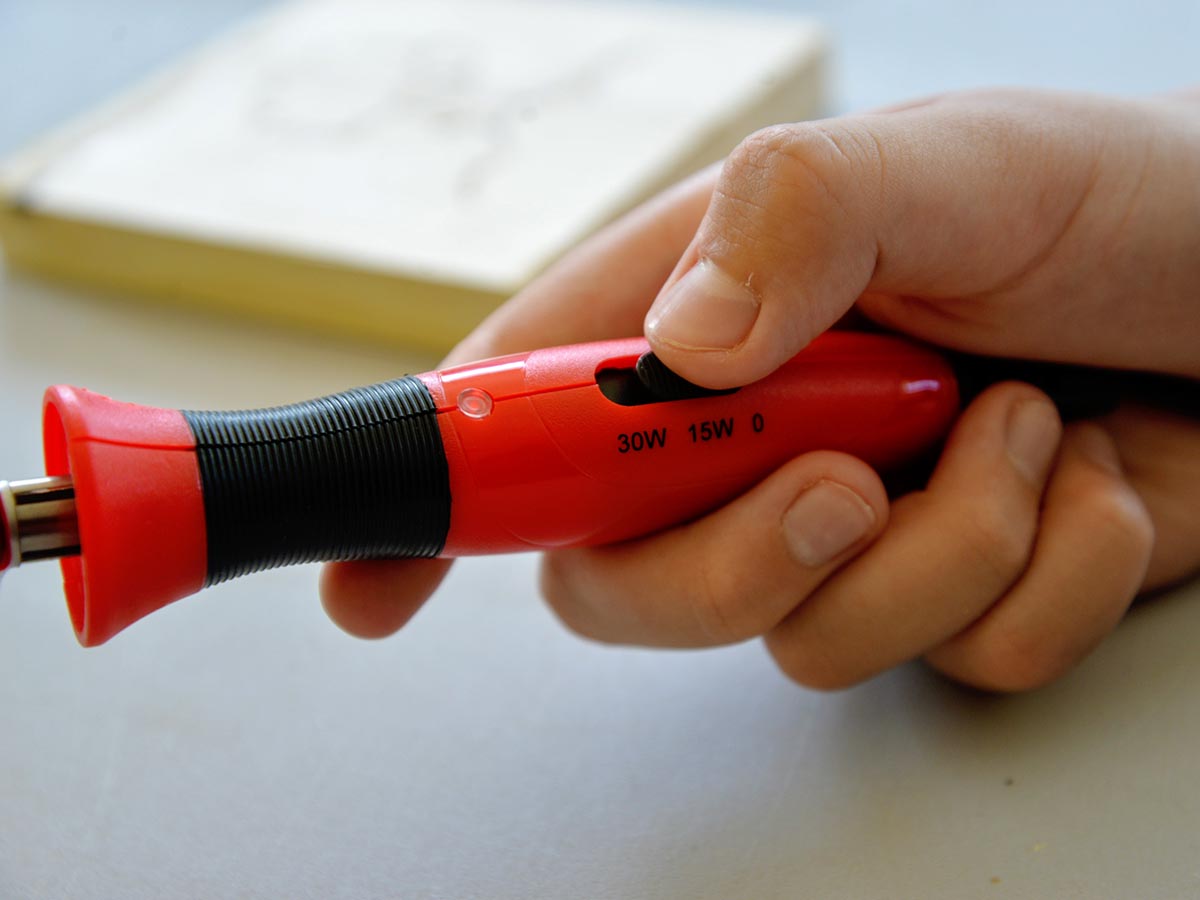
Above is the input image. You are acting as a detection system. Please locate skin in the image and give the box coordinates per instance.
[321,88,1200,692]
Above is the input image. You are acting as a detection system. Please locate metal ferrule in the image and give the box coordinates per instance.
[1,476,80,567]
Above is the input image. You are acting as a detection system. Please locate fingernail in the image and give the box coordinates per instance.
[1006,399,1062,484]
[783,481,877,568]
[646,259,760,351]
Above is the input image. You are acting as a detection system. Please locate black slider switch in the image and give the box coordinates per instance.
[634,352,738,402]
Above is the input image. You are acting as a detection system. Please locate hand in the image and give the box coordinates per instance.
[322,88,1200,691]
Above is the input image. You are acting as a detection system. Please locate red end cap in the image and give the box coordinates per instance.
[43,386,207,646]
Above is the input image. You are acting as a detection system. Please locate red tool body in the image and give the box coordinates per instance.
[11,332,960,646]
[430,334,956,553]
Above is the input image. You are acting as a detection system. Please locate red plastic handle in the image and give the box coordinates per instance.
[422,332,959,555]
[38,331,959,646]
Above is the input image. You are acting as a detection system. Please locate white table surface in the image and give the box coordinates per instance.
[2,2,1200,898]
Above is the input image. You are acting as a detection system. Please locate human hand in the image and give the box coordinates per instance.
[322,88,1200,691]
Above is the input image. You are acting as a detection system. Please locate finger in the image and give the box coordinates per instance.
[644,90,1199,387]
[765,383,1062,689]
[319,169,718,631]
[925,424,1154,691]
[320,558,453,639]
[1097,405,1200,590]
[540,452,888,648]
[450,165,718,363]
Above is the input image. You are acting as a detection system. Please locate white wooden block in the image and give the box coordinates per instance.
[1,0,826,346]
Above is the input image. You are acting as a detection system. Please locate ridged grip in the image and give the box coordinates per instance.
[182,377,449,585]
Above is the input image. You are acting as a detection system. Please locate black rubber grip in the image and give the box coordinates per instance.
[182,377,450,585]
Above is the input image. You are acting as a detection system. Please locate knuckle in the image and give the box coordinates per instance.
[1070,476,1155,562]
[957,503,1035,587]
[686,556,763,644]
[967,630,1078,693]
[765,628,862,692]
[727,124,811,183]
[537,555,614,644]
[720,124,862,229]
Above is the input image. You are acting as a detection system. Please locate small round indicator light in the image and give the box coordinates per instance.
[456,387,494,419]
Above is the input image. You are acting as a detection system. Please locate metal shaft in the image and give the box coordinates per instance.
[1,476,80,567]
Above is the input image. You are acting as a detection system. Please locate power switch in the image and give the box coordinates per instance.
[634,352,738,402]
[596,353,738,407]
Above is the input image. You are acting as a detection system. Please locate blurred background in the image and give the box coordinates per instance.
[3,0,1199,158]
[2,3,1199,899]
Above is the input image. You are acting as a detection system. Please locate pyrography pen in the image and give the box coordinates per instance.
[1,332,1193,646]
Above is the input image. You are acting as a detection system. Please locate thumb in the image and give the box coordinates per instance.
[644,91,1112,388]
